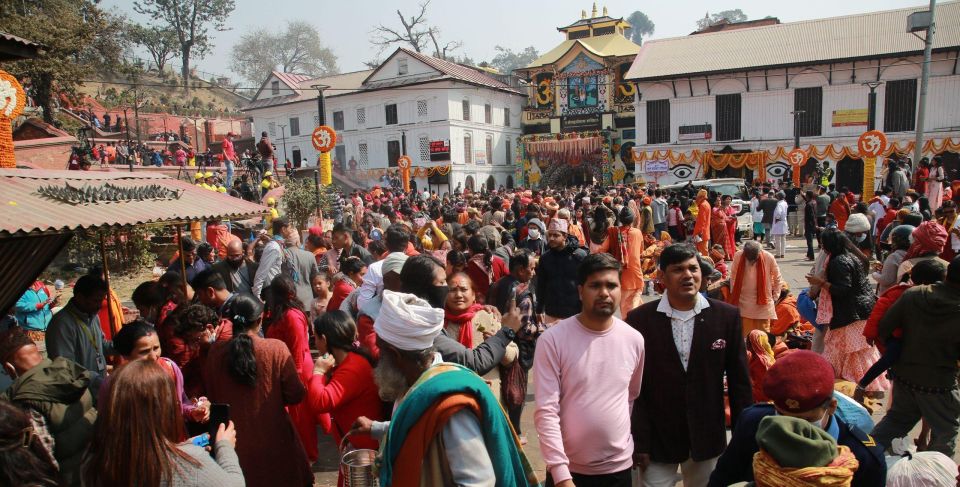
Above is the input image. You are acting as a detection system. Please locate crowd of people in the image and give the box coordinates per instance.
[3,160,960,486]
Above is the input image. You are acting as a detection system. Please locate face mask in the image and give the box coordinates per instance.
[848,233,866,243]
[528,229,541,240]
[426,285,450,309]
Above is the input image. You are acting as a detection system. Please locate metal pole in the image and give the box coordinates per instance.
[175,225,189,298]
[280,124,288,164]
[313,169,322,219]
[913,0,937,165]
[867,88,877,131]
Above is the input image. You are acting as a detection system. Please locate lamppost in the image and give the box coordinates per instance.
[790,110,806,149]
[311,83,330,126]
[908,0,937,164]
[279,123,289,165]
[862,81,883,131]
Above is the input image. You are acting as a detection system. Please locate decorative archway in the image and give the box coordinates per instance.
[836,156,864,193]
[486,175,496,192]
[465,175,475,191]
[506,175,514,189]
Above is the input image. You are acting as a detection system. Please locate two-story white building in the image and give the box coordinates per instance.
[243,48,525,194]
[626,3,960,193]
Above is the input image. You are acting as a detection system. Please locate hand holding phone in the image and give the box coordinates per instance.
[208,403,230,444]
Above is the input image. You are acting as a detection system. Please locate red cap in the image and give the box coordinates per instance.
[308,226,323,237]
[762,350,835,413]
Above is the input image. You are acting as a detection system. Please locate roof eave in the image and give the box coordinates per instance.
[628,46,960,82]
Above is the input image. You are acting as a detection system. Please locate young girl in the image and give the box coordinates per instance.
[309,273,331,326]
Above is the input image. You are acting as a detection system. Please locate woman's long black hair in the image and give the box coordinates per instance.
[467,234,492,267]
[227,294,264,387]
[314,310,376,367]
[265,274,304,333]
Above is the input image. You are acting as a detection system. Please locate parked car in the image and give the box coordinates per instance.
[659,178,754,237]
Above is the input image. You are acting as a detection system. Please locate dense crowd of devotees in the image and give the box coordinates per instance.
[4,168,960,487]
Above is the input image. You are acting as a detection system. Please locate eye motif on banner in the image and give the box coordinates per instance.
[766,161,790,179]
[670,164,695,180]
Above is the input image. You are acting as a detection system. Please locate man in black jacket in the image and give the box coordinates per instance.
[211,239,258,294]
[627,244,751,487]
[536,218,587,324]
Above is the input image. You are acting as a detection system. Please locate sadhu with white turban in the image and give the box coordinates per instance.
[352,290,537,486]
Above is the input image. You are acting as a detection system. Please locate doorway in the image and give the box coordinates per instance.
[836,156,864,194]
[465,175,475,191]
[486,175,496,192]
[506,175,514,189]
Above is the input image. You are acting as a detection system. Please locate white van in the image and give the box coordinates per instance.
[659,178,754,237]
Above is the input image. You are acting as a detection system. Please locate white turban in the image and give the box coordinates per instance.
[374,291,444,351]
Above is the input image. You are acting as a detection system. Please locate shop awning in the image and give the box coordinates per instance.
[0,169,269,314]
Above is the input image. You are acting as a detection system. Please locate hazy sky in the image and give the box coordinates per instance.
[105,0,923,85]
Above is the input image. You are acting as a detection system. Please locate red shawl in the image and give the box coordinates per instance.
[444,303,484,348]
[729,253,769,306]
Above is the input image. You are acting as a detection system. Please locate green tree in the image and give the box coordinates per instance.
[626,11,655,44]
[696,9,748,30]
[133,0,236,95]
[0,0,125,125]
[126,23,179,73]
[489,46,540,74]
[281,178,339,232]
[230,20,339,86]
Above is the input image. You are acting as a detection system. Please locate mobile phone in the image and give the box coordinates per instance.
[208,403,230,444]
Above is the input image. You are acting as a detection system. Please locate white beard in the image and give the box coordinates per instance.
[373,352,409,402]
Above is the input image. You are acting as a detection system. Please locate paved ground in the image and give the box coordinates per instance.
[311,235,930,485]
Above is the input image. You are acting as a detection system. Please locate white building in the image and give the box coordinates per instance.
[243,48,525,194]
[626,3,960,192]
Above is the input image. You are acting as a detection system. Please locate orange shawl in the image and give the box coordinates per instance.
[753,446,858,487]
[391,393,481,485]
[729,253,769,306]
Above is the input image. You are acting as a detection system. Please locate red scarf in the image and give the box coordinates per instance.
[444,303,484,348]
[729,253,769,306]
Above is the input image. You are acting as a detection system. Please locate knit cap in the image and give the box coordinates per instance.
[756,416,838,468]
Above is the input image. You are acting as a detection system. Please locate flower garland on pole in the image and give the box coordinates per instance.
[0,70,27,168]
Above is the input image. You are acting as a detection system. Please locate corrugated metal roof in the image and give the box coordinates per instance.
[0,169,269,237]
[0,31,44,49]
[523,33,640,69]
[627,1,960,81]
[389,48,522,94]
[0,234,71,322]
[243,69,373,111]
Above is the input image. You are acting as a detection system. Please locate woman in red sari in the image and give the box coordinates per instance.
[747,329,776,402]
[265,275,317,463]
[711,196,734,260]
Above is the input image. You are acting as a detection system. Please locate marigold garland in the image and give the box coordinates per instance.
[0,70,27,169]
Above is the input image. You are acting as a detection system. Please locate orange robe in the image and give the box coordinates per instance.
[694,200,711,254]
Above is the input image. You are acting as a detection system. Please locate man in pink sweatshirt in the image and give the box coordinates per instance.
[534,253,646,487]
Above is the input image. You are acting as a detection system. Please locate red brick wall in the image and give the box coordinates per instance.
[13,138,76,169]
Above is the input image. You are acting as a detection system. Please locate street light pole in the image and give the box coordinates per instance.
[913,0,937,165]
[279,124,288,165]
[863,82,883,131]
[311,84,330,126]
[790,110,805,149]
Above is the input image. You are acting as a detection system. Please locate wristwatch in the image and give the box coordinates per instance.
[501,327,517,341]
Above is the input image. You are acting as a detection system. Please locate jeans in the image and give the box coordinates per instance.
[225,161,235,187]
[872,380,960,457]
[654,222,667,239]
[805,228,816,259]
[546,468,632,487]
[642,456,718,487]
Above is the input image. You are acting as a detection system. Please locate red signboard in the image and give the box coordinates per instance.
[430,140,450,162]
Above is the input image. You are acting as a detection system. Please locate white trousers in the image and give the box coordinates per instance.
[773,233,786,257]
[640,456,718,487]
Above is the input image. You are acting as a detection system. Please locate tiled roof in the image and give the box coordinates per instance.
[243,70,373,111]
[0,169,268,237]
[390,48,521,93]
[522,33,640,69]
[627,2,960,81]
[557,16,623,31]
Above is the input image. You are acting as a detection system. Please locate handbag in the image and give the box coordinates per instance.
[501,360,527,407]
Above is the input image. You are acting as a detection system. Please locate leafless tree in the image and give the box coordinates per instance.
[370,0,461,60]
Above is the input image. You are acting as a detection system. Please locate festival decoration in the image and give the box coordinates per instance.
[0,70,27,168]
[318,152,332,185]
[311,126,337,152]
[788,148,807,187]
[397,155,412,192]
[858,130,887,200]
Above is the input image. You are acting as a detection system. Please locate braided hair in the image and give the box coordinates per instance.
[226,294,263,387]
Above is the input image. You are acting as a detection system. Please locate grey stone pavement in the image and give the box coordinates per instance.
[312,235,934,485]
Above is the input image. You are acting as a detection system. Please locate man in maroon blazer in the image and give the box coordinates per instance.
[627,244,751,487]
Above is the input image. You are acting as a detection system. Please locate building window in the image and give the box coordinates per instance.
[417,100,428,118]
[485,135,493,165]
[646,99,670,144]
[332,111,344,131]
[387,140,401,167]
[884,79,917,133]
[385,104,398,125]
[358,143,368,165]
[335,145,346,170]
[505,139,511,165]
[463,133,472,164]
[268,121,276,137]
[271,81,279,95]
[503,107,511,127]
[357,107,366,125]
[288,117,300,136]
[715,93,741,142]
[462,100,470,121]
[484,104,492,124]
[794,87,822,137]
[398,58,408,75]
[419,136,430,162]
